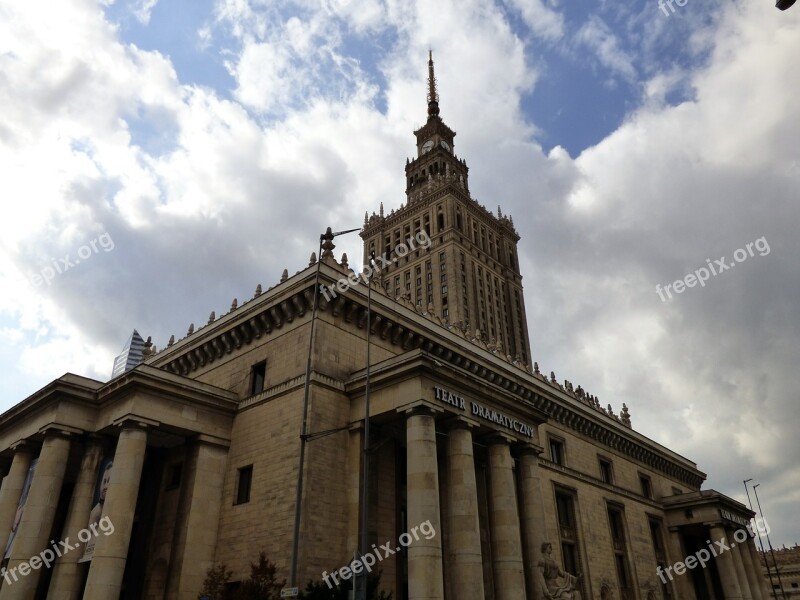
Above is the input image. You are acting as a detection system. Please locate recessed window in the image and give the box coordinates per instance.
[639,474,653,499]
[250,361,266,395]
[236,465,253,505]
[549,438,565,465]
[599,458,613,484]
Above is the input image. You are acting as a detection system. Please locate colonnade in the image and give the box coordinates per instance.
[404,406,546,600]
[0,421,227,600]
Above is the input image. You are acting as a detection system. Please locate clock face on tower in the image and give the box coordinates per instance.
[440,140,450,152]
[421,140,434,154]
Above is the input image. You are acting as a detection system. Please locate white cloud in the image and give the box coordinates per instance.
[506,0,565,41]
[573,15,637,82]
[133,0,159,24]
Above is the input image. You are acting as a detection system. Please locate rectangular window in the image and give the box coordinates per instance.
[599,458,614,484]
[250,361,266,395]
[607,505,633,598]
[236,465,253,504]
[549,438,565,465]
[649,516,673,600]
[553,487,585,598]
[640,474,653,499]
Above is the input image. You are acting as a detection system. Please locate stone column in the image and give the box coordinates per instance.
[731,534,754,600]
[739,537,764,600]
[346,425,363,556]
[710,525,743,600]
[47,438,104,600]
[166,436,229,598]
[0,430,72,600]
[488,435,526,600]
[0,444,35,556]
[517,445,546,600]
[83,421,149,600]
[446,418,484,600]
[405,406,444,600]
[665,528,695,599]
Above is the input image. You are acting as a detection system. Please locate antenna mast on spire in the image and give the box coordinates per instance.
[427,50,440,116]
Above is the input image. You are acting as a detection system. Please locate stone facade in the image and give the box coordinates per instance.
[0,56,771,600]
[760,545,800,598]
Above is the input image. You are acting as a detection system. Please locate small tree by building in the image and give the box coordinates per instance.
[199,552,285,600]
[299,571,392,600]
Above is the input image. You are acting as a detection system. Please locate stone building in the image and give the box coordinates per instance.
[0,56,772,600]
[760,545,800,598]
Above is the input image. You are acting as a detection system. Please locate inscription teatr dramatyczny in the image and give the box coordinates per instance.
[432,385,534,438]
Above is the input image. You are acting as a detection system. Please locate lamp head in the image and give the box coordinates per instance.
[777,0,796,10]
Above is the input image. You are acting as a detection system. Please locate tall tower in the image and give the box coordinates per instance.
[361,52,531,363]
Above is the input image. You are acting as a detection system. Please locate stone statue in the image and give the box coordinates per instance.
[538,542,582,600]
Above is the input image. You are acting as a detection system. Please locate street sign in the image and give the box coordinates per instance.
[281,588,299,597]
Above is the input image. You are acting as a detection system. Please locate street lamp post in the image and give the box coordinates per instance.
[289,226,360,593]
[744,479,778,595]
[356,251,376,600]
[753,484,788,600]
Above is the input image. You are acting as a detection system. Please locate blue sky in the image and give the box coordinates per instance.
[0,0,798,550]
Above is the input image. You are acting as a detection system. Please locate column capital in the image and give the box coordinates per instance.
[445,415,480,431]
[38,423,84,439]
[191,434,231,450]
[111,415,160,430]
[484,431,516,446]
[397,399,444,417]
[8,439,38,453]
[515,442,545,458]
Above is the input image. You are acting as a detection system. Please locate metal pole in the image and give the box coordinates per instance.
[358,251,375,600]
[745,479,777,596]
[753,484,787,600]
[289,234,325,589]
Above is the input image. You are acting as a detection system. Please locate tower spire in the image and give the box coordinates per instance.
[427,50,440,117]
